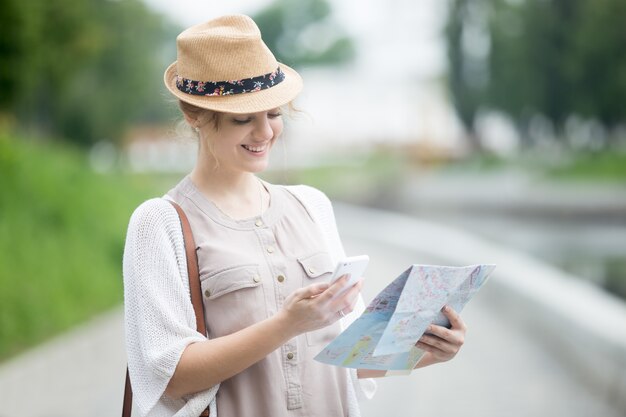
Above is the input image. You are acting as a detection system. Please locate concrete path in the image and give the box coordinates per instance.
[0,307,127,417]
[0,205,622,417]
[351,238,622,417]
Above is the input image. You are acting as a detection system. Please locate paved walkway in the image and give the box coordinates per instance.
[351,238,621,417]
[0,308,127,417]
[0,206,622,417]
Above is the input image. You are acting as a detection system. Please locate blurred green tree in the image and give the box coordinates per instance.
[570,0,626,128]
[445,0,626,149]
[445,0,487,151]
[252,0,355,68]
[0,0,178,146]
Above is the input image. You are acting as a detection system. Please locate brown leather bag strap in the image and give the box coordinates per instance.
[169,200,207,336]
[122,368,132,417]
[122,199,210,417]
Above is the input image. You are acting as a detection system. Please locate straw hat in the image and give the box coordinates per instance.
[164,15,303,114]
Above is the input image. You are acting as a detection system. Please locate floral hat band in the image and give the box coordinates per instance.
[175,67,285,97]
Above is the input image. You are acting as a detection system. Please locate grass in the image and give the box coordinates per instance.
[545,151,626,181]
[0,134,165,362]
[441,147,626,183]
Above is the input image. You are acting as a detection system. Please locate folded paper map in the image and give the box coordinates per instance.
[314,264,495,371]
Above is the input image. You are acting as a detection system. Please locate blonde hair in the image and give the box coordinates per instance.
[178,100,222,130]
[177,100,222,167]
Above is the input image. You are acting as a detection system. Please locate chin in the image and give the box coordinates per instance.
[247,161,270,174]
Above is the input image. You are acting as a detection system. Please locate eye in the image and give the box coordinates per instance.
[268,112,282,119]
[232,117,252,125]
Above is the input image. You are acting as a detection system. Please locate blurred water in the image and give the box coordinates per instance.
[392,170,626,301]
[424,212,626,298]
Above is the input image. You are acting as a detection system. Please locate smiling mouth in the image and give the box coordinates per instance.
[241,144,268,153]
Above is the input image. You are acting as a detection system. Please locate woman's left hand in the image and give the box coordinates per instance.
[414,305,466,366]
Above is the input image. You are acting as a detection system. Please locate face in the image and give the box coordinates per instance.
[198,108,283,174]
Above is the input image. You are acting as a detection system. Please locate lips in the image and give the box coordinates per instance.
[241,143,268,153]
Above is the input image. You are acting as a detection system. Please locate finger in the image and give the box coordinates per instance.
[426,324,464,345]
[346,281,363,311]
[415,341,446,356]
[418,334,458,354]
[329,273,351,290]
[415,341,436,353]
[425,325,452,340]
[415,341,450,360]
[329,277,362,313]
[343,278,364,310]
[296,282,330,299]
[318,274,352,303]
[442,305,466,331]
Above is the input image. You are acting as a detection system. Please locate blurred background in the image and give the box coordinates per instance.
[1,0,625,416]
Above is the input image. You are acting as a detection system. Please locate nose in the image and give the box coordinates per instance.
[251,114,275,142]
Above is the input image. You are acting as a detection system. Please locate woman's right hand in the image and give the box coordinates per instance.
[278,274,363,337]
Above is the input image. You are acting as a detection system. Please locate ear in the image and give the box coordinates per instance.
[183,112,197,128]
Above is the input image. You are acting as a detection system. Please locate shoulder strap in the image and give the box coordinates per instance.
[169,200,207,336]
[122,200,210,417]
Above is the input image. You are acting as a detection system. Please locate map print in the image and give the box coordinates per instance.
[314,264,495,371]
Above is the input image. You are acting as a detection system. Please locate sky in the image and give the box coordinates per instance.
[140,0,480,160]
[143,0,447,80]
[143,0,272,26]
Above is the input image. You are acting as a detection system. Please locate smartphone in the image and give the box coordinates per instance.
[329,255,370,296]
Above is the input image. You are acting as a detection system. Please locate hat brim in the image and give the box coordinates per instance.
[164,61,303,114]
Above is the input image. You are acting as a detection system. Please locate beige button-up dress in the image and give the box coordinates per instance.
[166,176,350,417]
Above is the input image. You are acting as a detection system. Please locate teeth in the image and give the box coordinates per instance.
[242,144,266,153]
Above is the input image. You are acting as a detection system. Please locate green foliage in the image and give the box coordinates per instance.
[546,151,626,181]
[252,0,355,68]
[0,0,179,146]
[446,0,626,146]
[569,0,626,126]
[445,0,487,150]
[487,0,581,128]
[0,134,161,361]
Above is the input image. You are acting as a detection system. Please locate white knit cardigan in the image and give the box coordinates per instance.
[123,184,377,417]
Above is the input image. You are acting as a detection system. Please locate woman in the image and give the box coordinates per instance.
[123,14,466,417]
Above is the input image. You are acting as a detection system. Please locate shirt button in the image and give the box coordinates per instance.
[255,219,263,227]
[253,274,261,283]
[308,267,316,275]
[286,352,294,360]
[266,246,275,253]
[277,274,285,283]
[204,289,211,297]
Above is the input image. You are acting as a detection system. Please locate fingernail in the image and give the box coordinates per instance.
[442,305,449,312]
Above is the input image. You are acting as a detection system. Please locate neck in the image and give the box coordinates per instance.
[189,163,267,219]
[191,164,256,195]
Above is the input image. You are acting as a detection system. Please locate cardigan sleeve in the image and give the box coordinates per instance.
[285,185,377,402]
[122,198,218,417]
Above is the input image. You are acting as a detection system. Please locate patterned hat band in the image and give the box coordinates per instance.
[176,67,285,97]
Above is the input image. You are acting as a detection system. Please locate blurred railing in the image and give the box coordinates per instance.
[335,201,626,414]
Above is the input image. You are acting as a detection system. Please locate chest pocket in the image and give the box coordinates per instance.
[200,264,266,337]
[297,252,342,346]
